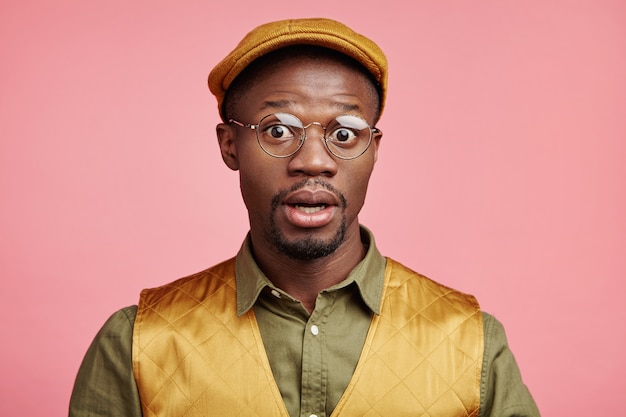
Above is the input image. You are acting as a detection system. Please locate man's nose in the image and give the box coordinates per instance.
[287,126,338,177]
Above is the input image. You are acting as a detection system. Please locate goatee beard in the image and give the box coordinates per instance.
[267,178,347,261]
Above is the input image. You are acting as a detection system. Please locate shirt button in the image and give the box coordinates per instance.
[310,325,319,336]
[309,414,318,417]
[270,289,281,298]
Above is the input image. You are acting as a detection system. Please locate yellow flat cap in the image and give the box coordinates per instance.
[208,18,388,120]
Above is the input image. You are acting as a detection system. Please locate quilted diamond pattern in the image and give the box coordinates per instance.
[331,259,483,417]
[133,258,289,417]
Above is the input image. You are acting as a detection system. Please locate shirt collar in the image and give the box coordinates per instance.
[235,225,386,316]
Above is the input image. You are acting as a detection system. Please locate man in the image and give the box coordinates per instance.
[70,18,539,417]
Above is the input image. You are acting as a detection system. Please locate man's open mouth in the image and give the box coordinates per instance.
[293,204,328,214]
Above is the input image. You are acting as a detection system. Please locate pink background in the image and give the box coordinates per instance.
[1,1,625,415]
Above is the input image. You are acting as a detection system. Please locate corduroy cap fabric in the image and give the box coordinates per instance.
[208,18,387,121]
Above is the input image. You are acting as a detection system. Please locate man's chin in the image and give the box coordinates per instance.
[269,222,346,261]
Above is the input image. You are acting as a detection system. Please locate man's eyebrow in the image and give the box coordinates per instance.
[333,102,360,112]
[260,100,291,111]
[260,100,362,113]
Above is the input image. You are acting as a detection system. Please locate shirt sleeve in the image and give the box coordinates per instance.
[69,306,142,417]
[479,312,540,417]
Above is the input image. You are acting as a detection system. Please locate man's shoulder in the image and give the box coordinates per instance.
[385,257,478,300]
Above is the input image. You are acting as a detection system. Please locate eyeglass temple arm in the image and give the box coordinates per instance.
[228,119,257,130]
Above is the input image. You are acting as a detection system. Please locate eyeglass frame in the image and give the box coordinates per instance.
[228,112,381,160]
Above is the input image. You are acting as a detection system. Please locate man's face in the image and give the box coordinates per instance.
[217,54,381,260]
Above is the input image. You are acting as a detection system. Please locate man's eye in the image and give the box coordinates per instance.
[264,125,294,139]
[329,128,358,143]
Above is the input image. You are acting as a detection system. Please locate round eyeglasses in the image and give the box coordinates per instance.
[229,112,380,160]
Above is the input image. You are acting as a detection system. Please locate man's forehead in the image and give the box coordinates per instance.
[239,46,377,87]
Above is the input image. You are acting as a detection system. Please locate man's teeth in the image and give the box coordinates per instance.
[294,204,326,213]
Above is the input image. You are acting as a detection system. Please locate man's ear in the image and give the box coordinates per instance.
[372,129,382,162]
[216,123,239,171]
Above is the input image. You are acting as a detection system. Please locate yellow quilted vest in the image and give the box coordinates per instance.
[133,257,483,417]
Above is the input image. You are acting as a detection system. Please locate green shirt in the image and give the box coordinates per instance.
[69,228,539,417]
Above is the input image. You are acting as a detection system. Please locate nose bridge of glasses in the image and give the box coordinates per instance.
[295,121,337,160]
[302,121,327,139]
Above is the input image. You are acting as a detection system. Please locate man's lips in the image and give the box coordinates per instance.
[282,189,340,208]
[281,189,340,228]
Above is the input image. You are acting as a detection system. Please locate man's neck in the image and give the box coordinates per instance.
[250,228,366,313]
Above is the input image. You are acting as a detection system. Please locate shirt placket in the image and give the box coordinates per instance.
[300,292,334,417]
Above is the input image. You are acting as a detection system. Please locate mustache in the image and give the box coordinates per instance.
[271,178,347,210]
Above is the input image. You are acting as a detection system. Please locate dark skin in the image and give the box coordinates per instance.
[216,55,382,312]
